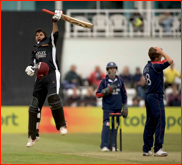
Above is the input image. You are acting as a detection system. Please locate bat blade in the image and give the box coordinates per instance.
[61,14,93,29]
[42,9,93,29]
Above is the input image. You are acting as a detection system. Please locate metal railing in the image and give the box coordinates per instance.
[65,9,181,38]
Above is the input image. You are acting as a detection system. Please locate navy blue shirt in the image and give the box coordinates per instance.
[143,60,170,94]
[96,75,127,110]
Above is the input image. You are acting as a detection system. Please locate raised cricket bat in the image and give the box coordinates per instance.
[42,9,93,29]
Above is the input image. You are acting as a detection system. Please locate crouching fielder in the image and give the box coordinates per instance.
[25,10,67,148]
[96,62,128,151]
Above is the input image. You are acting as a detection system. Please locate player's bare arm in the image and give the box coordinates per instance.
[154,47,173,65]
[53,22,58,34]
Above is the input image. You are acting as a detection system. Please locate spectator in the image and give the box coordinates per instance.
[167,84,181,106]
[133,67,142,85]
[164,63,180,89]
[66,87,81,106]
[158,12,173,34]
[120,66,133,88]
[63,65,83,89]
[136,75,146,99]
[81,87,97,106]
[130,10,144,32]
[179,17,181,32]
[88,66,105,90]
[132,96,140,107]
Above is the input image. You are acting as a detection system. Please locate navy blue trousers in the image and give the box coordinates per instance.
[143,93,166,153]
[100,109,120,149]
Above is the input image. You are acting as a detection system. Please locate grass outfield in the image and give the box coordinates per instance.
[1,133,181,164]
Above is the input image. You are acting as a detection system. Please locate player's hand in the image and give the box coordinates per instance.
[110,83,117,91]
[25,66,35,76]
[101,83,117,96]
[154,47,163,54]
[121,103,128,118]
[52,10,62,22]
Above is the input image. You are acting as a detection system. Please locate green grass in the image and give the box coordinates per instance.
[1,133,181,164]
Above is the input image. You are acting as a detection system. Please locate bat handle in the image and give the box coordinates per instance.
[42,9,54,15]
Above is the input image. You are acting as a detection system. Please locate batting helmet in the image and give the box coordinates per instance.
[106,62,118,71]
[36,62,49,79]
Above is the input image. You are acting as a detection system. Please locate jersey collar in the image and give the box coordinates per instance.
[106,75,119,82]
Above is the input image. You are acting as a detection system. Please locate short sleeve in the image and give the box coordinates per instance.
[152,60,170,73]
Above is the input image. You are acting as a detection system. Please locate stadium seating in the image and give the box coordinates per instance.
[92,14,109,37]
[129,19,148,37]
[73,16,92,37]
[109,14,128,37]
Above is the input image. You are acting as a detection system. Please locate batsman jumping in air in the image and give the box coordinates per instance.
[142,47,173,156]
[96,62,128,151]
[25,10,67,147]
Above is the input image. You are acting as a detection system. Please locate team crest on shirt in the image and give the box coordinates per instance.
[106,122,110,126]
[36,51,46,59]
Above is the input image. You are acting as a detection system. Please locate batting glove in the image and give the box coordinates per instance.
[121,103,128,118]
[25,66,35,76]
[52,10,62,22]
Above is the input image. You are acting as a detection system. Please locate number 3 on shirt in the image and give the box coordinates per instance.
[145,73,151,86]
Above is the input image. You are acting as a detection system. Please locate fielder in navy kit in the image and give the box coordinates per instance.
[143,47,173,156]
[96,62,128,151]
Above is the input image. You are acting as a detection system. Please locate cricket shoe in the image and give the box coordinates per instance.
[154,149,168,157]
[112,147,119,152]
[60,127,67,135]
[143,150,153,156]
[26,137,36,148]
[35,136,40,142]
[101,147,109,152]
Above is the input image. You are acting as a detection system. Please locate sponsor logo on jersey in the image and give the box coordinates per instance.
[36,51,46,59]
[106,122,110,126]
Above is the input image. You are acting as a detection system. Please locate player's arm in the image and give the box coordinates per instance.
[152,47,173,72]
[96,81,117,98]
[52,10,62,34]
[96,80,105,98]
[51,10,62,46]
[154,47,173,64]
[53,22,58,34]
[120,79,128,118]
[25,52,36,76]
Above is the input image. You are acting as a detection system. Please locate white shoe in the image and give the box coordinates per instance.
[26,137,36,148]
[154,149,168,157]
[35,136,40,142]
[101,147,109,152]
[143,150,153,156]
[112,147,119,151]
[60,127,67,135]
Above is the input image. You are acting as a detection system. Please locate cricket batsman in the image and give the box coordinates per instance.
[25,10,67,147]
[96,62,128,151]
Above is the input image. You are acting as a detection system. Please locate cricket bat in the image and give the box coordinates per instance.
[42,9,93,29]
